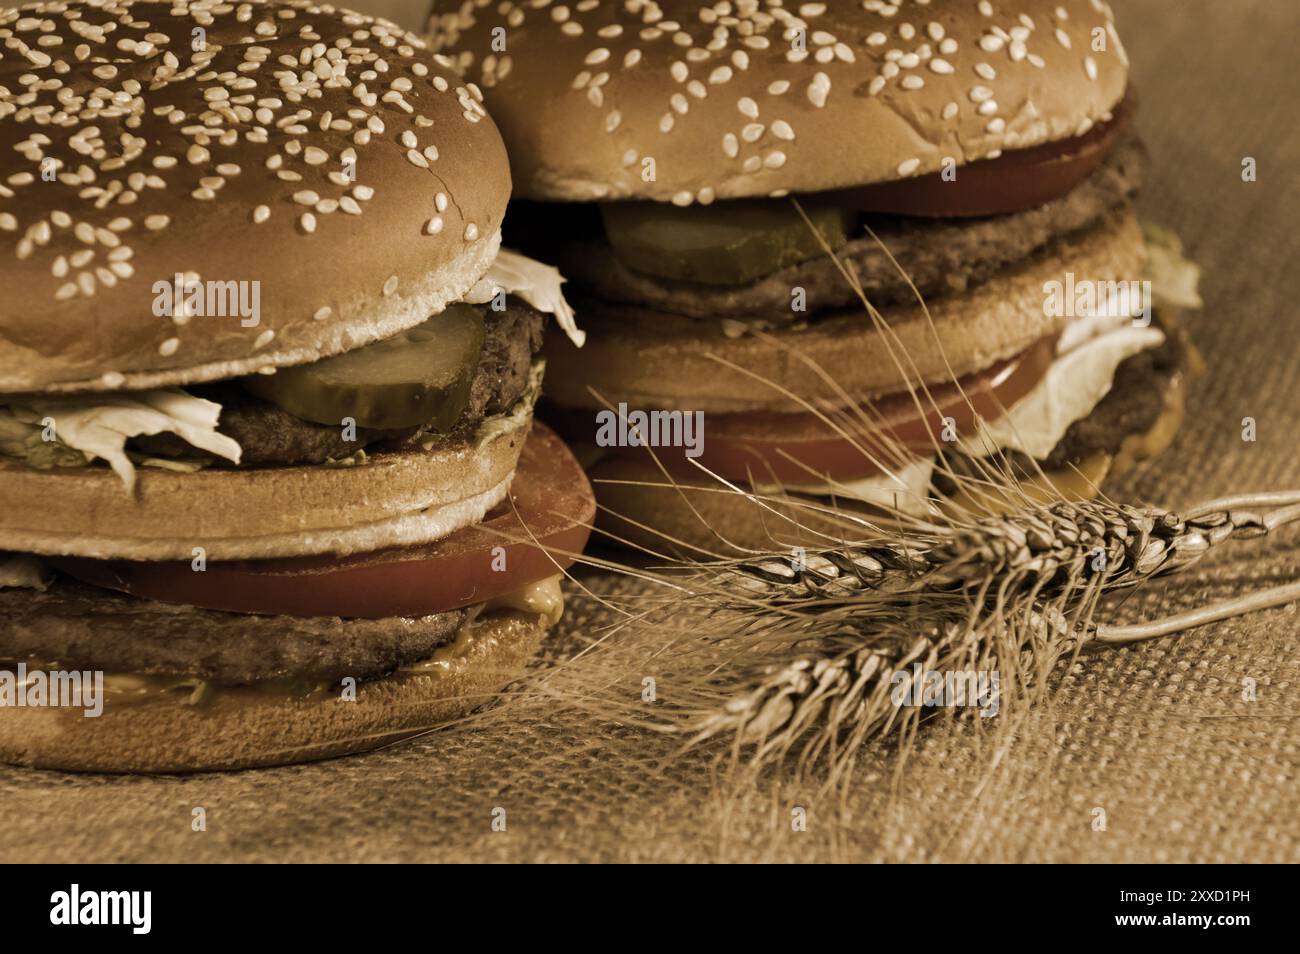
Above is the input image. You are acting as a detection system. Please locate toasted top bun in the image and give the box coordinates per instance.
[0,0,511,393]
[427,0,1129,204]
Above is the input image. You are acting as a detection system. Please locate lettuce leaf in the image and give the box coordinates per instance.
[465,247,585,347]
[0,390,241,491]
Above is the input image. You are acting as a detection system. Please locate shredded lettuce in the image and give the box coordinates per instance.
[465,247,585,347]
[1143,223,1204,310]
[0,390,241,491]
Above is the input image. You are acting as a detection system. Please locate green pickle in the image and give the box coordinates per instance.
[243,303,485,431]
[600,198,852,285]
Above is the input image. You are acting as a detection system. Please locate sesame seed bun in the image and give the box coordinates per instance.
[542,205,1146,413]
[0,412,532,561]
[0,0,511,393]
[427,0,1128,204]
[0,608,547,773]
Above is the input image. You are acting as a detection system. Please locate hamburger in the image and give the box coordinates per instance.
[0,0,592,772]
[427,0,1202,553]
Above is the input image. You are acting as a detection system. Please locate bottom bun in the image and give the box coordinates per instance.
[0,609,547,774]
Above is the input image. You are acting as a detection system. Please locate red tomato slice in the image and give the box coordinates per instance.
[822,88,1136,218]
[54,422,595,619]
[612,336,1055,484]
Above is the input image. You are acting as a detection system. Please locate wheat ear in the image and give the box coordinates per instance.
[673,493,1300,780]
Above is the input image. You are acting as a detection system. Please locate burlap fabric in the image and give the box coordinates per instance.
[2,0,1297,863]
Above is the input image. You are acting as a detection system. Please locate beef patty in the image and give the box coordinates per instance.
[0,576,466,685]
[554,133,1147,322]
[137,297,545,468]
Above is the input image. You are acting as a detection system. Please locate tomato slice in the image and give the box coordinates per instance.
[54,422,595,619]
[606,336,1055,484]
[822,88,1136,218]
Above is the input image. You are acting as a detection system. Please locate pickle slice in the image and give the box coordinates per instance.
[600,199,851,285]
[242,303,485,431]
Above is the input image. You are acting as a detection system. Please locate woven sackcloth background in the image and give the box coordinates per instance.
[2,0,1297,863]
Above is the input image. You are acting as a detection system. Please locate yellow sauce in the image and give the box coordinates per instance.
[483,575,565,624]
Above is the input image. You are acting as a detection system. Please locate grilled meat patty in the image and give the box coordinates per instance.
[551,133,1146,322]
[136,297,545,468]
[0,577,466,685]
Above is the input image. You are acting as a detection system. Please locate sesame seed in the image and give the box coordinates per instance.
[313,306,332,321]
[383,275,399,296]
[300,213,317,234]
[426,217,444,234]
[253,205,270,224]
[807,73,831,108]
[897,158,921,177]
[464,223,479,241]
[159,337,180,357]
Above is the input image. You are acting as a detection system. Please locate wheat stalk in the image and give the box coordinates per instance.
[669,493,1300,781]
[708,498,1291,606]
